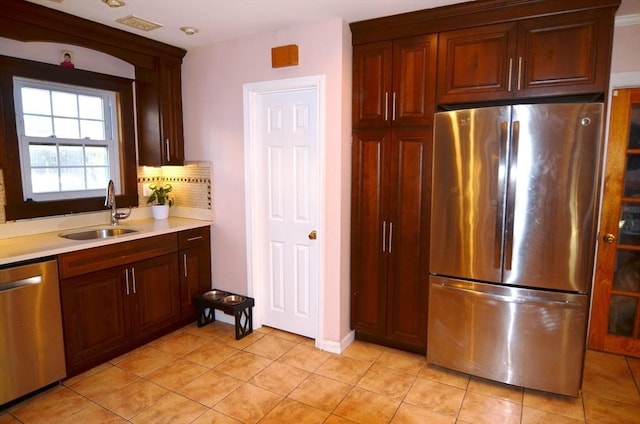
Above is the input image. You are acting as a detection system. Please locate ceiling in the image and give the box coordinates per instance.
[25,0,470,50]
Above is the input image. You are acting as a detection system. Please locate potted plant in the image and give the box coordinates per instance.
[147,183,174,220]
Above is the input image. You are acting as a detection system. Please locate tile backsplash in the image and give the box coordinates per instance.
[0,161,212,225]
[138,162,212,210]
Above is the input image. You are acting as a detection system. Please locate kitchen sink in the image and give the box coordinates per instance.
[59,227,138,240]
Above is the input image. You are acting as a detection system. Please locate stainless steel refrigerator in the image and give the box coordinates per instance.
[427,103,604,396]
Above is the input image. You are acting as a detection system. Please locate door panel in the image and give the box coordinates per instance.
[431,106,510,283]
[590,88,640,358]
[436,23,517,104]
[516,10,612,98]
[351,130,390,336]
[132,254,180,337]
[258,88,319,338]
[60,268,129,371]
[386,129,432,348]
[352,42,392,128]
[505,104,603,292]
[392,35,437,126]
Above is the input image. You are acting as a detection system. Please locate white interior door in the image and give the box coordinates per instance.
[246,82,320,339]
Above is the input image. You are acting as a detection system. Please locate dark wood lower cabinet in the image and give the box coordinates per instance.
[59,228,211,377]
[179,227,212,319]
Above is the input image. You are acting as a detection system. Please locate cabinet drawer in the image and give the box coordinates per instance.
[58,233,178,278]
[178,226,210,250]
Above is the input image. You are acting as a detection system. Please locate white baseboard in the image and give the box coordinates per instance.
[317,330,355,354]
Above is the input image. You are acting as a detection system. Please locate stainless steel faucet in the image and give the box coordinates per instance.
[105,180,131,225]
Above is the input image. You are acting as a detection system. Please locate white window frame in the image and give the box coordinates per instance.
[13,77,122,202]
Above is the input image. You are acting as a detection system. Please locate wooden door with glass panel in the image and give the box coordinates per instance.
[589,87,640,357]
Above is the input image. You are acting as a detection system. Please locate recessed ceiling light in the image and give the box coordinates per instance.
[102,0,125,8]
[180,27,199,36]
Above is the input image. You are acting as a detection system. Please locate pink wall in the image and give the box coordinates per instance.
[611,23,640,74]
[181,18,352,346]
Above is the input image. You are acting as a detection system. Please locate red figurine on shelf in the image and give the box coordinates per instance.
[60,52,74,68]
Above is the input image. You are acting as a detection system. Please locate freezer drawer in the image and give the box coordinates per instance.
[427,276,588,396]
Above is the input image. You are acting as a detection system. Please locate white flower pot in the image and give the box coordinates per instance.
[151,204,170,220]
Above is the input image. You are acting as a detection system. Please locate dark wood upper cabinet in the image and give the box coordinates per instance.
[353,34,437,128]
[437,23,517,103]
[436,9,615,104]
[1,0,186,171]
[137,58,185,166]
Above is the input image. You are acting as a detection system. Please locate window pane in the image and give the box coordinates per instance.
[85,146,109,166]
[80,120,105,140]
[52,91,78,118]
[24,115,53,137]
[59,145,84,166]
[29,144,58,166]
[60,167,86,191]
[86,167,110,189]
[21,87,51,115]
[79,95,103,120]
[608,295,637,337]
[54,117,80,139]
[31,168,59,193]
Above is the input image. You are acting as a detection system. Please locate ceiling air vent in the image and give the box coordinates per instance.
[116,15,163,32]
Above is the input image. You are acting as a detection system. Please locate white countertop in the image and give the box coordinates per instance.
[0,216,213,266]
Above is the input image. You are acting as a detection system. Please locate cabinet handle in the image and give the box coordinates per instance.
[517,57,523,91]
[165,138,171,162]
[392,92,397,121]
[183,253,188,277]
[384,92,389,121]
[125,269,130,295]
[187,236,203,242]
[382,221,387,253]
[507,58,513,92]
[131,267,137,294]
[388,222,393,254]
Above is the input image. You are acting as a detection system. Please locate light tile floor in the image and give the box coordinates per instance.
[1,321,639,424]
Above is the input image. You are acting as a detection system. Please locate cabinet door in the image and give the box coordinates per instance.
[159,58,185,165]
[392,35,437,127]
[516,10,613,99]
[353,42,392,128]
[589,87,640,358]
[385,129,432,349]
[136,59,184,167]
[179,227,212,319]
[61,268,130,375]
[130,253,180,338]
[351,130,392,337]
[437,23,517,104]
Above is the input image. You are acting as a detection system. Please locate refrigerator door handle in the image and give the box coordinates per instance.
[494,121,509,269]
[504,120,520,271]
[434,282,583,308]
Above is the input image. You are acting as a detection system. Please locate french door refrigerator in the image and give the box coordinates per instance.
[428,103,604,396]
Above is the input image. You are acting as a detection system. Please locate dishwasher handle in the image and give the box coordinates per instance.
[0,275,42,292]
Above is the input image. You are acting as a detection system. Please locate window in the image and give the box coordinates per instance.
[0,55,138,221]
[13,78,121,201]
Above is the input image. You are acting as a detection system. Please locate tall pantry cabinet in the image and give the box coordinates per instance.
[351,34,436,352]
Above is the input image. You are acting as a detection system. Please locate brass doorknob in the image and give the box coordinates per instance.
[308,230,317,240]
[603,233,616,244]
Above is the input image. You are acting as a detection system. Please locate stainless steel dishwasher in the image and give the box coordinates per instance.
[0,258,66,405]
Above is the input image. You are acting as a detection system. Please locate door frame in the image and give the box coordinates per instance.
[242,75,326,344]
